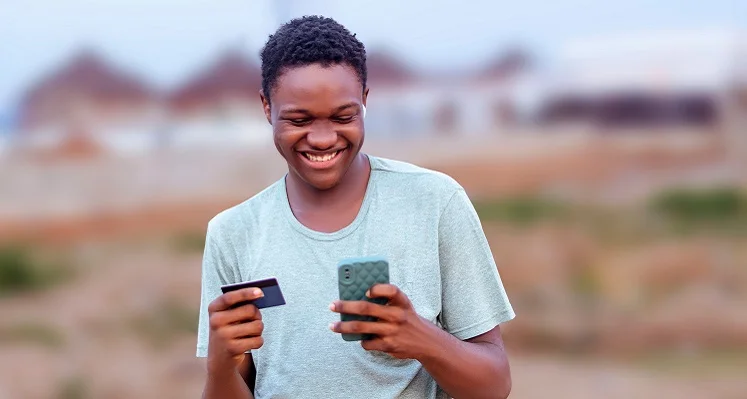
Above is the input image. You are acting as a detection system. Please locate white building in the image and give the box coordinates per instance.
[364,51,535,137]
[538,29,747,126]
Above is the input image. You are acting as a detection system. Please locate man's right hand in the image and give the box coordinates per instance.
[207,287,265,372]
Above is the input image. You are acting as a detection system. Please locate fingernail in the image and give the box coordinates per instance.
[253,289,263,297]
[329,302,336,311]
[365,290,371,297]
[328,322,336,331]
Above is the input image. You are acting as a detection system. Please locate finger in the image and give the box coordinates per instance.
[365,283,398,300]
[210,303,262,329]
[330,300,403,323]
[329,320,394,336]
[227,336,264,354]
[360,337,389,352]
[368,284,411,308]
[223,319,264,339]
[208,287,264,313]
[361,338,406,358]
[222,287,265,309]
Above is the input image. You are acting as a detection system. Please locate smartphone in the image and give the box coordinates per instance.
[337,256,390,341]
[221,277,286,309]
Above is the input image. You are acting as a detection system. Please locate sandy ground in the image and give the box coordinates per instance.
[1,235,745,399]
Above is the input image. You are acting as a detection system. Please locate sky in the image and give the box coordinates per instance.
[0,0,745,114]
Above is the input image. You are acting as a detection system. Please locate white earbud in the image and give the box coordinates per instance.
[362,104,367,119]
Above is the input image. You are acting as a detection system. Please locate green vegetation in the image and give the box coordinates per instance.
[171,231,206,253]
[129,300,198,349]
[0,246,75,297]
[474,196,570,226]
[634,349,747,377]
[474,186,747,236]
[569,264,601,301]
[649,187,747,232]
[0,322,66,349]
[56,375,89,399]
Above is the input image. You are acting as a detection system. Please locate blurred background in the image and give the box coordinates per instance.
[1,0,747,398]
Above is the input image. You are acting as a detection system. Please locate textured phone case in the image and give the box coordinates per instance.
[337,256,389,341]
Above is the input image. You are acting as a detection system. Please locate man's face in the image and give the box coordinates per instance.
[262,63,367,191]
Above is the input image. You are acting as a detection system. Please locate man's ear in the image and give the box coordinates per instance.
[362,87,369,118]
[259,90,271,125]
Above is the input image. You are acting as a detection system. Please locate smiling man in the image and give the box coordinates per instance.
[197,15,515,399]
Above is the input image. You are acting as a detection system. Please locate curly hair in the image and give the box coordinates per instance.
[260,15,367,103]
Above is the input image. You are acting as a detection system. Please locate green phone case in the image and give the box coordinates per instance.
[337,256,390,341]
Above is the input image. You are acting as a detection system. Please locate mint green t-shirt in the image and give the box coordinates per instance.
[196,155,515,399]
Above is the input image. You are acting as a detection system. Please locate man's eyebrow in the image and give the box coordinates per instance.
[278,102,359,115]
[278,107,311,115]
[333,102,359,112]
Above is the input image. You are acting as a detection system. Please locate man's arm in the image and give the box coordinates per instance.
[203,355,254,399]
[417,325,511,399]
[202,288,265,399]
[429,187,514,397]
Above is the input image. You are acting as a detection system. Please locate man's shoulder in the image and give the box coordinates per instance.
[206,179,283,237]
[370,155,463,197]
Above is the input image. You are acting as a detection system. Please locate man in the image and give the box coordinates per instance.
[197,15,515,399]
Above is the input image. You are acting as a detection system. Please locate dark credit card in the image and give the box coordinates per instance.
[220,277,286,309]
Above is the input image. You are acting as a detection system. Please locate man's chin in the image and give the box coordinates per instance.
[297,170,341,191]
[308,178,341,191]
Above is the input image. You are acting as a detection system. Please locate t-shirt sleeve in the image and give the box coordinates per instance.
[196,226,240,357]
[438,188,515,340]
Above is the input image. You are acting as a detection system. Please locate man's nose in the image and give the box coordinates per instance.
[306,124,337,150]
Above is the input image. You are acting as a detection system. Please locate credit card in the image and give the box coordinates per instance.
[220,277,286,309]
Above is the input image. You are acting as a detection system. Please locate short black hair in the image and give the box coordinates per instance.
[260,15,367,103]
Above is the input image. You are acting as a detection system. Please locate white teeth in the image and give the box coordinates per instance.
[304,151,339,162]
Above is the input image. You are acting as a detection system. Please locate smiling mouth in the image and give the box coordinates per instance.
[300,149,344,163]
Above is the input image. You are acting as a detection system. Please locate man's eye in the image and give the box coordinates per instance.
[289,118,311,125]
[334,115,354,123]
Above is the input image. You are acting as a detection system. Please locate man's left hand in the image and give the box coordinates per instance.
[329,284,435,360]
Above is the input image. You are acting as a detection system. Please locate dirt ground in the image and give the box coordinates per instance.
[1,242,745,399]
